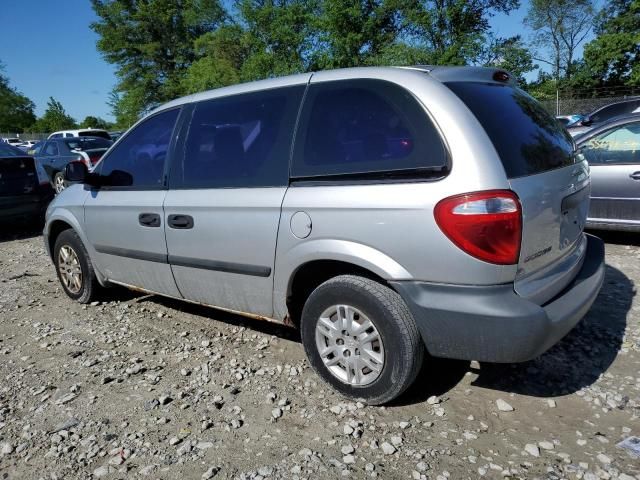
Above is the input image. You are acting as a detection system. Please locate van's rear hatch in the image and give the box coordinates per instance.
[445,81,590,304]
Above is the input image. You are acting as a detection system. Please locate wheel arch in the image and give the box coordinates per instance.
[277,240,413,326]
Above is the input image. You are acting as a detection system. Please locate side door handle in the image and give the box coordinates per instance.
[168,214,194,229]
[139,213,161,227]
[630,171,640,180]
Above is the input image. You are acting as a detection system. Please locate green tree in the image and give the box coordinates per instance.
[79,115,112,130]
[525,0,595,81]
[480,35,536,85]
[238,0,319,78]
[32,97,76,133]
[91,0,227,121]
[311,0,403,69]
[402,0,519,65]
[0,63,36,133]
[582,0,640,86]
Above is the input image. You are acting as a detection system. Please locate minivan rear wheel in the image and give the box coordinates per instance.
[53,229,100,303]
[300,275,424,405]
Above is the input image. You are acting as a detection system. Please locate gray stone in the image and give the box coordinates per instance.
[495,399,514,412]
[343,454,356,464]
[381,442,396,455]
[93,465,116,478]
[524,444,540,457]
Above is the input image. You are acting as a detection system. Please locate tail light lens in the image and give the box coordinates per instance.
[434,190,522,265]
[89,155,101,164]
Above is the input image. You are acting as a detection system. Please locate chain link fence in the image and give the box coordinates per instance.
[537,86,640,116]
[0,132,48,141]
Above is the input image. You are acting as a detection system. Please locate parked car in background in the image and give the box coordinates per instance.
[556,114,583,127]
[27,141,44,156]
[0,142,54,225]
[2,137,22,146]
[35,136,112,193]
[45,66,604,405]
[48,128,111,140]
[576,114,640,231]
[109,131,124,141]
[568,98,640,136]
[17,140,38,151]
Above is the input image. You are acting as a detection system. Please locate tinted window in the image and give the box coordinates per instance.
[590,101,640,124]
[580,122,640,165]
[447,82,575,178]
[172,85,304,189]
[65,137,112,151]
[79,130,111,139]
[97,108,179,188]
[0,143,23,156]
[43,141,59,156]
[292,79,447,178]
[50,133,62,138]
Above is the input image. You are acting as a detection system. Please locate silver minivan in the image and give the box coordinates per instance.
[45,66,605,404]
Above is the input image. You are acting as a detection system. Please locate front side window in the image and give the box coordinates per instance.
[171,85,305,189]
[292,79,447,178]
[96,108,179,188]
[580,122,640,165]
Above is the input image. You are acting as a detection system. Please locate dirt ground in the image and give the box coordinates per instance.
[0,227,638,480]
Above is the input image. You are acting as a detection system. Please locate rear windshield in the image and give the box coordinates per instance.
[446,82,575,178]
[79,130,111,139]
[0,143,24,156]
[65,137,112,151]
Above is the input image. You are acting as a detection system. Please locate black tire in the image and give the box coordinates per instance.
[53,229,100,303]
[300,275,424,405]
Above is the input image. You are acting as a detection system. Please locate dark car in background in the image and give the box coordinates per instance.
[576,114,640,231]
[568,98,640,136]
[35,136,113,193]
[0,142,54,226]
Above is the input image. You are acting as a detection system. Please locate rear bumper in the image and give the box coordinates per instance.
[391,234,605,363]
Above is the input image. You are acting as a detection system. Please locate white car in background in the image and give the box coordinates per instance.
[48,129,111,140]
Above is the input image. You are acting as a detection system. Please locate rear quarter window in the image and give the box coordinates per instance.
[292,79,448,179]
[446,82,576,178]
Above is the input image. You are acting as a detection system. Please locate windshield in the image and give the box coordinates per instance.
[0,143,25,156]
[65,137,112,151]
[446,82,576,178]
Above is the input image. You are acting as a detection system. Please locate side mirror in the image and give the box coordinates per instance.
[64,161,88,183]
[580,116,592,126]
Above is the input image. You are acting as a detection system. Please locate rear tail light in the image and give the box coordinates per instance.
[89,155,101,164]
[434,190,522,265]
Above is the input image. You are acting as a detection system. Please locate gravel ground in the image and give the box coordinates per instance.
[0,228,638,480]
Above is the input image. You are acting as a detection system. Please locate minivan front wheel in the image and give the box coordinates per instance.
[300,275,424,405]
[53,229,99,303]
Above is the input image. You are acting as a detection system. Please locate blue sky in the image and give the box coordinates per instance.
[0,0,596,123]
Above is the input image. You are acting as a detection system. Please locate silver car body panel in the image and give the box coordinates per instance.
[83,189,181,297]
[508,161,590,303]
[588,164,640,231]
[163,187,287,317]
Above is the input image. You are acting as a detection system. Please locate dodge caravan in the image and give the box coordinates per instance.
[44,66,605,404]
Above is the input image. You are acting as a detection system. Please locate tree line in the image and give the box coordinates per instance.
[2,0,639,132]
